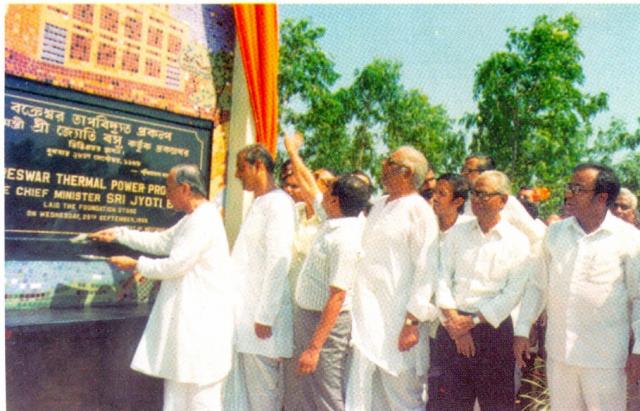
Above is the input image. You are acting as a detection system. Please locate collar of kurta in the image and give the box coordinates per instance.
[567,210,619,237]
[472,217,510,239]
[323,216,359,231]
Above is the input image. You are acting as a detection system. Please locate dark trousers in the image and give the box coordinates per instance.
[428,317,515,411]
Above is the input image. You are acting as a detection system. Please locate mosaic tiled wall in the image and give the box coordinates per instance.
[5,4,235,198]
[4,4,236,310]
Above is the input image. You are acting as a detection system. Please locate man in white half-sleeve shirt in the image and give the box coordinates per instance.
[434,170,531,410]
[232,144,296,411]
[514,163,640,410]
[461,154,545,247]
[293,174,371,411]
[346,146,439,411]
[89,164,234,411]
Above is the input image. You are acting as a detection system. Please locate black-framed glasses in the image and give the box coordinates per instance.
[565,183,596,195]
[471,190,502,200]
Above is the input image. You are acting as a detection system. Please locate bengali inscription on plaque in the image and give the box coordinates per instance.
[4,80,212,258]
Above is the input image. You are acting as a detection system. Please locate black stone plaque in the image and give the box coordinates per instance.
[4,76,213,259]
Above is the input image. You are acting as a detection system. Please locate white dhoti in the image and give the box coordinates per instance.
[547,357,626,411]
[164,379,223,411]
[346,347,425,411]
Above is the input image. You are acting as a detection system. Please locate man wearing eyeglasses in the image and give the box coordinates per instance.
[419,164,437,204]
[514,163,640,410]
[461,154,545,248]
[346,146,439,411]
[433,170,531,410]
[611,187,638,228]
[89,164,235,410]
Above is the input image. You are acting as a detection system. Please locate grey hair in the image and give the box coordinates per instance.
[171,164,207,197]
[619,187,638,210]
[394,146,429,189]
[477,170,511,196]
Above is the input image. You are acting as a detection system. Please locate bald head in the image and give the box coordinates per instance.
[393,146,429,189]
[476,170,512,196]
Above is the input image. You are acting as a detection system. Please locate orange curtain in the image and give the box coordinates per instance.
[233,4,279,156]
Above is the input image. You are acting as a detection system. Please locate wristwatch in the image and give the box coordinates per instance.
[404,317,419,326]
[471,314,481,325]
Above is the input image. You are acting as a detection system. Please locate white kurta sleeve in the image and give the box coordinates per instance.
[405,205,439,321]
[117,224,178,256]
[514,232,550,337]
[135,210,211,280]
[407,232,440,322]
[626,230,640,354]
[478,236,531,328]
[254,199,295,327]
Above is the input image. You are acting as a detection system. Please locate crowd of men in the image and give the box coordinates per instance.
[90,134,640,411]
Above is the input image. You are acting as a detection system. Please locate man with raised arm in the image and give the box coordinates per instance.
[284,132,372,410]
[280,137,324,411]
[89,164,234,411]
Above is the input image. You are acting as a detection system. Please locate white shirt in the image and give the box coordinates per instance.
[438,214,475,252]
[465,194,545,247]
[515,212,640,369]
[437,218,531,328]
[351,193,439,375]
[288,202,321,294]
[232,189,296,358]
[295,216,364,312]
[117,201,235,384]
[427,213,475,337]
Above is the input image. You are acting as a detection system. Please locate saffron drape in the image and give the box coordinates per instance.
[233,4,279,156]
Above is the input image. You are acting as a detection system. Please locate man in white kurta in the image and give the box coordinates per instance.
[514,163,640,410]
[90,164,234,411]
[232,144,295,411]
[347,146,439,411]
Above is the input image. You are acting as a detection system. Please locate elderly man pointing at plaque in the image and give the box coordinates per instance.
[89,164,235,411]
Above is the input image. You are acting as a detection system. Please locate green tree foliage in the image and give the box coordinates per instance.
[278,18,340,128]
[587,118,640,192]
[465,13,608,214]
[615,155,640,194]
[278,18,464,182]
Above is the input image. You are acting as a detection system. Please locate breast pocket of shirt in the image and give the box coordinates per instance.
[306,239,328,278]
[585,254,623,285]
[486,247,511,284]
